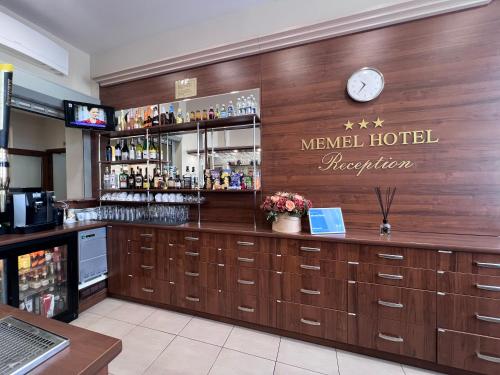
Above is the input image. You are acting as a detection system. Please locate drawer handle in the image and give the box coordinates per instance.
[300,246,320,252]
[237,257,255,263]
[476,284,500,292]
[185,271,200,277]
[237,241,255,246]
[141,265,154,270]
[475,313,500,324]
[141,246,154,251]
[300,288,321,295]
[475,261,500,269]
[141,288,154,293]
[237,306,255,313]
[168,243,175,247]
[378,333,404,343]
[378,253,404,260]
[237,279,255,285]
[185,236,199,241]
[140,233,153,237]
[300,318,321,326]
[476,352,500,364]
[185,296,200,302]
[185,251,199,257]
[300,264,320,271]
[377,273,403,280]
[378,300,404,309]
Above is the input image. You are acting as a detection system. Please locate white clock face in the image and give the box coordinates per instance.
[347,68,384,102]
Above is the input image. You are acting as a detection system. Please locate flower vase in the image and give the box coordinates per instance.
[272,214,302,234]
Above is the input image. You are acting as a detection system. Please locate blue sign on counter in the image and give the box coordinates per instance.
[308,208,346,235]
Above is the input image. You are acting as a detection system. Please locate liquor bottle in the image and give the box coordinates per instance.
[162,167,169,190]
[143,169,150,189]
[129,139,136,160]
[221,104,227,118]
[204,169,212,190]
[119,168,128,189]
[215,104,220,119]
[184,112,191,123]
[175,174,182,189]
[183,166,191,189]
[227,100,234,117]
[135,168,143,189]
[191,166,198,189]
[195,110,202,121]
[103,167,111,189]
[134,110,143,129]
[142,138,149,159]
[208,106,215,120]
[110,169,116,189]
[168,174,175,188]
[202,109,208,121]
[153,168,162,189]
[160,105,168,125]
[149,173,154,189]
[105,141,112,161]
[128,168,135,189]
[115,141,122,161]
[168,104,176,124]
[152,106,159,126]
[122,139,129,161]
[236,97,242,115]
[176,108,184,124]
[190,111,196,122]
[149,140,157,160]
[136,138,143,160]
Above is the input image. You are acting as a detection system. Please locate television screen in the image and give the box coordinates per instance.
[63,100,116,131]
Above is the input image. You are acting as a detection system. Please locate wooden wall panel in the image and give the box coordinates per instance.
[100,2,500,234]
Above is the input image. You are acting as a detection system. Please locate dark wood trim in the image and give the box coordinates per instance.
[46,148,66,155]
[8,148,46,157]
[79,288,108,313]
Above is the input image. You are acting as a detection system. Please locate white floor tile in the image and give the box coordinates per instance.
[109,326,175,375]
[223,326,280,360]
[403,365,444,375]
[144,336,221,375]
[337,350,404,375]
[140,308,192,334]
[275,362,324,375]
[179,317,233,346]
[278,338,339,375]
[70,312,101,329]
[107,301,156,325]
[86,316,135,339]
[86,298,125,316]
[209,348,275,375]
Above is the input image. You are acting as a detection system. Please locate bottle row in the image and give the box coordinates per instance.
[115,95,259,130]
[105,137,158,162]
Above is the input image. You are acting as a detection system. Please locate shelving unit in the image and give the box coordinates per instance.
[98,114,261,227]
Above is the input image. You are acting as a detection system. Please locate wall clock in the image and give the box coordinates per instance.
[347,67,384,102]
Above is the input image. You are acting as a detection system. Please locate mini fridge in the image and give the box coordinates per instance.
[0,232,79,322]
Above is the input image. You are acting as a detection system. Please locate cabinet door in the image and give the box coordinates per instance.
[107,225,131,296]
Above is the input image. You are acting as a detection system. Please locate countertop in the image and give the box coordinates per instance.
[0,304,121,375]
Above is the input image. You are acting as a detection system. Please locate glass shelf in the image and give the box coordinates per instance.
[99,159,161,165]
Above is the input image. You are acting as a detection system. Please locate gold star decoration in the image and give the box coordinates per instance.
[373,117,384,128]
[344,121,354,131]
[358,119,369,129]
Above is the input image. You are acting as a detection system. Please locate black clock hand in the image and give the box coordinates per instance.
[358,81,366,93]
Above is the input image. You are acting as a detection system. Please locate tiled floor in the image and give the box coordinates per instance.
[71,298,443,375]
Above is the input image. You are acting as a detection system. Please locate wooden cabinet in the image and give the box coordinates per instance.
[437,271,500,299]
[106,225,132,296]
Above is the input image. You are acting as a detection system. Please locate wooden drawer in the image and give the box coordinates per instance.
[277,301,347,343]
[129,240,155,264]
[282,274,347,311]
[216,266,282,298]
[179,231,208,250]
[437,271,500,299]
[227,249,272,270]
[349,263,436,290]
[129,277,172,304]
[348,315,436,362]
[438,251,500,276]
[174,284,207,312]
[352,246,436,270]
[438,293,500,338]
[172,261,216,290]
[175,245,209,263]
[229,292,273,326]
[227,235,260,252]
[130,227,156,244]
[278,239,351,261]
[348,282,436,326]
[282,256,348,279]
[438,329,500,375]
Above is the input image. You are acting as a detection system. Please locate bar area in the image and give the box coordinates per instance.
[1,0,500,374]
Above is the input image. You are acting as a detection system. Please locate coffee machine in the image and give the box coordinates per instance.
[10,191,59,234]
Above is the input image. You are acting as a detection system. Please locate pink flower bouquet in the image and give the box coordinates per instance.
[261,192,312,222]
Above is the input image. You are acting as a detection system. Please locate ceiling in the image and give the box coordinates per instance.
[0,0,271,53]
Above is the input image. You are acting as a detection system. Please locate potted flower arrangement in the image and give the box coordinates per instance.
[261,192,312,233]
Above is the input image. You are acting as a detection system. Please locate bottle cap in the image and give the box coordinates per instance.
[0,64,14,72]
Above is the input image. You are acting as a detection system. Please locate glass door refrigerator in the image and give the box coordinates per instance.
[2,233,79,322]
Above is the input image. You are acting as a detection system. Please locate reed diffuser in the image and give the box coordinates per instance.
[374,187,397,235]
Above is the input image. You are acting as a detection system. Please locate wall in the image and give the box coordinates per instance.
[100,2,500,235]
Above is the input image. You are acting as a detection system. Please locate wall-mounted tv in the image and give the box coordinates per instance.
[63,100,116,131]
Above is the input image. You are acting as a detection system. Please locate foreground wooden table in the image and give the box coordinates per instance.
[0,304,121,375]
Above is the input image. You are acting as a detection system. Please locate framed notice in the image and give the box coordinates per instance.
[308,208,346,235]
[175,78,197,99]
